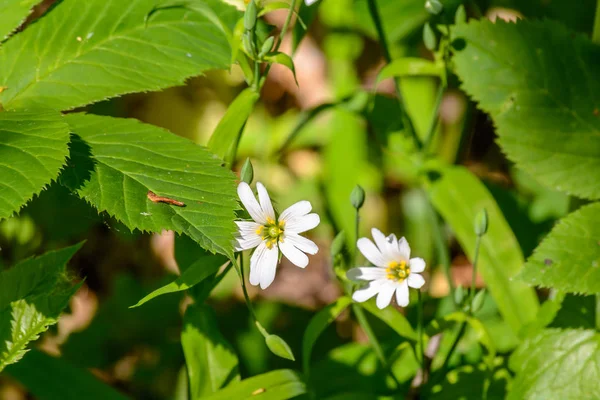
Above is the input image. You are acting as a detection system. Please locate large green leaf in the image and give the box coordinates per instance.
[5,349,129,400]
[361,299,417,341]
[203,369,306,400]
[519,202,600,294]
[0,0,232,111]
[0,243,82,371]
[0,109,70,221]
[182,304,240,398]
[0,0,39,40]
[353,0,428,43]
[60,114,238,256]
[452,20,600,200]
[302,296,352,375]
[426,165,539,334]
[508,328,600,400]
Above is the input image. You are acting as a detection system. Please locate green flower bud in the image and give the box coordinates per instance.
[240,158,254,184]
[242,31,256,57]
[259,36,275,58]
[350,185,366,210]
[471,288,486,313]
[455,4,467,25]
[425,0,443,15]
[474,208,488,236]
[454,284,465,305]
[423,23,437,51]
[330,230,346,258]
[244,0,258,31]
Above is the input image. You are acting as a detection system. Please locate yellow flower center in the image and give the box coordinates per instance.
[256,218,285,249]
[386,260,410,282]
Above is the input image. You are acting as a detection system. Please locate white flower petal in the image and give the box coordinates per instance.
[280,200,312,221]
[347,267,386,281]
[395,280,410,307]
[305,0,318,5]
[256,182,276,221]
[371,228,403,261]
[398,237,411,260]
[238,182,266,224]
[259,245,279,289]
[284,213,320,234]
[371,228,389,254]
[407,273,425,289]
[357,238,387,267]
[249,241,268,286]
[376,281,396,309]
[285,233,318,255]
[235,221,262,236]
[410,257,426,273]
[352,279,386,303]
[235,234,262,251]
[279,239,309,268]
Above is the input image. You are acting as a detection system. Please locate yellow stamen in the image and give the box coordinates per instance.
[385,260,410,282]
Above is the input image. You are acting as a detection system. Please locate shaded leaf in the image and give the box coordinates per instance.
[203,369,306,400]
[519,202,600,294]
[265,334,295,361]
[508,329,600,400]
[0,109,70,221]
[182,304,240,398]
[61,114,238,256]
[5,349,129,400]
[453,20,600,200]
[429,363,509,400]
[427,165,539,334]
[0,0,39,40]
[0,0,232,111]
[361,299,417,341]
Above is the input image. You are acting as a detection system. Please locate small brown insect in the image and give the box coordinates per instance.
[147,191,185,207]
[251,388,266,395]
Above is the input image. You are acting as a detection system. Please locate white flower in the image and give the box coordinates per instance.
[347,228,426,309]
[305,0,319,5]
[235,182,320,289]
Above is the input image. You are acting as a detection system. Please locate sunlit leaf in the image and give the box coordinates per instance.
[0,109,70,221]
[0,0,39,40]
[519,202,600,294]
[427,165,539,334]
[0,0,232,111]
[508,328,600,399]
[182,304,240,398]
[453,20,600,200]
[361,299,417,341]
[60,114,238,256]
[203,369,306,400]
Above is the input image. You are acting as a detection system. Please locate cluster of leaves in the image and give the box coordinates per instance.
[0,0,599,399]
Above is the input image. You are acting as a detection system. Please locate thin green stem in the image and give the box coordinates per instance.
[235,253,258,322]
[423,82,445,152]
[593,0,600,44]
[469,235,482,307]
[428,199,455,304]
[365,0,421,150]
[439,321,467,374]
[417,290,425,378]
[260,0,298,87]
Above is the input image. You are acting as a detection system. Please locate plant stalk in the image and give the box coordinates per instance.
[593,0,600,44]
[469,235,482,307]
[417,290,425,379]
[235,253,258,322]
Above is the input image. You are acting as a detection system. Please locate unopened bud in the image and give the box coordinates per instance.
[423,23,437,51]
[240,158,254,184]
[471,288,486,313]
[259,36,274,58]
[454,284,465,305]
[474,208,488,236]
[330,231,346,258]
[455,4,467,25]
[425,0,443,15]
[244,0,258,31]
[350,185,366,210]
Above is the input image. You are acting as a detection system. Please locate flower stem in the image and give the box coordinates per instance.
[234,253,258,322]
[428,199,455,305]
[365,0,420,150]
[593,0,600,44]
[417,290,425,378]
[469,235,482,308]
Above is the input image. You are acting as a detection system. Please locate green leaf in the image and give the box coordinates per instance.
[0,0,39,41]
[0,109,70,221]
[5,349,129,400]
[131,254,227,307]
[353,0,428,43]
[203,369,306,400]
[182,304,240,398]
[0,243,82,371]
[264,52,298,85]
[265,334,295,361]
[361,299,418,341]
[0,0,232,111]
[426,165,539,335]
[302,296,351,375]
[207,88,259,164]
[61,114,238,257]
[429,363,509,400]
[508,328,600,399]
[519,202,600,294]
[452,20,600,200]
[376,57,443,84]
[292,0,319,51]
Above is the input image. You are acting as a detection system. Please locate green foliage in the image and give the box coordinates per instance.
[453,19,600,200]
[519,202,600,294]
[0,0,39,40]
[61,114,238,256]
[427,166,539,334]
[203,369,306,400]
[182,304,240,398]
[0,0,232,111]
[5,349,129,400]
[0,109,70,220]
[0,243,81,371]
[509,329,600,399]
[429,363,509,400]
[361,299,417,341]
